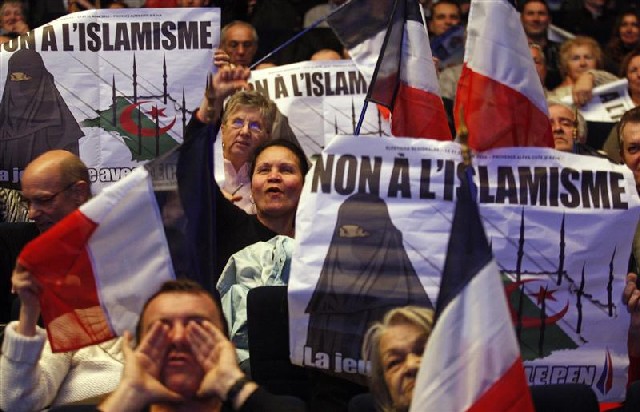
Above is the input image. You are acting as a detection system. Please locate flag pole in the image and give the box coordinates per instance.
[457,105,471,167]
[249,1,352,69]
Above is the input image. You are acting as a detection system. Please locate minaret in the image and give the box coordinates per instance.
[607,248,616,317]
[163,56,168,104]
[133,54,138,104]
[556,214,565,285]
[111,75,117,127]
[576,264,585,333]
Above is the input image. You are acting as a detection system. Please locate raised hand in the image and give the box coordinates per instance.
[12,262,42,337]
[198,66,251,124]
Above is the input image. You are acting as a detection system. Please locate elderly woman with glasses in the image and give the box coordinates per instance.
[195,87,276,214]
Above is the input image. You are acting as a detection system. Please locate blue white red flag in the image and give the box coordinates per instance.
[327,0,452,140]
[409,167,534,411]
[454,0,553,150]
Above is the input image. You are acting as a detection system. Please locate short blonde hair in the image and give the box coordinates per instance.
[362,306,435,412]
[221,90,276,137]
[558,36,603,78]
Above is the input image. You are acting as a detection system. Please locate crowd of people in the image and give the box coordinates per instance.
[4,0,640,411]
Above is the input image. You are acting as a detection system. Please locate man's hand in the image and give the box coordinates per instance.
[12,262,41,337]
[214,48,231,69]
[99,326,182,412]
[197,66,251,124]
[188,321,257,408]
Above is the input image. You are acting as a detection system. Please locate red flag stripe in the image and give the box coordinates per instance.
[466,359,535,412]
[455,65,553,151]
[392,82,451,141]
[18,210,113,352]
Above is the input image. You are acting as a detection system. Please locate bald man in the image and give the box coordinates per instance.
[0,150,124,412]
[20,150,91,232]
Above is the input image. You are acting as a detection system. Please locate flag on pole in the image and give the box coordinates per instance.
[327,0,452,140]
[454,0,553,151]
[18,167,175,353]
[409,167,534,411]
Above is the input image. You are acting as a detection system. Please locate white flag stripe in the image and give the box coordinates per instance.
[410,259,520,411]
[465,0,548,115]
[83,167,175,335]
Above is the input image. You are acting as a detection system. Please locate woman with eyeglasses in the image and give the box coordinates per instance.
[194,85,275,214]
[186,65,309,281]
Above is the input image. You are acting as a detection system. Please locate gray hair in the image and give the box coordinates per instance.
[547,98,588,143]
[362,306,435,412]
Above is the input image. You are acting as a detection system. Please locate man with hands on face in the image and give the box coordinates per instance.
[98,279,305,412]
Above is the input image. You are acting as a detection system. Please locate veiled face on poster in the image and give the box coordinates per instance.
[288,135,640,400]
[0,8,218,192]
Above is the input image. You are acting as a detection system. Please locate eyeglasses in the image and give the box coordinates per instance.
[229,118,264,134]
[20,181,77,209]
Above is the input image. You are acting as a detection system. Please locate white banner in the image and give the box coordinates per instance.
[289,136,640,401]
[248,60,390,155]
[0,8,217,191]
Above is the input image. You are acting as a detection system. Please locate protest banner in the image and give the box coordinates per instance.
[288,135,640,401]
[249,60,388,153]
[0,8,217,191]
[213,60,390,184]
[562,79,635,123]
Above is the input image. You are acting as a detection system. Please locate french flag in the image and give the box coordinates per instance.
[18,167,175,353]
[327,0,452,141]
[455,0,553,150]
[409,167,534,412]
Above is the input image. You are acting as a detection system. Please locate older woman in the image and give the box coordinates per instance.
[605,10,640,75]
[188,66,308,279]
[207,89,275,214]
[361,306,435,412]
[0,0,28,44]
[549,36,619,107]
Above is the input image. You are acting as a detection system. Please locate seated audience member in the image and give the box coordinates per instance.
[428,0,461,39]
[553,0,615,48]
[548,99,605,156]
[548,36,619,106]
[189,66,309,281]
[604,10,640,76]
[217,235,294,374]
[520,0,562,90]
[98,279,306,412]
[361,306,435,412]
[220,21,259,68]
[0,0,29,44]
[602,49,640,163]
[0,150,124,411]
[617,107,640,272]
